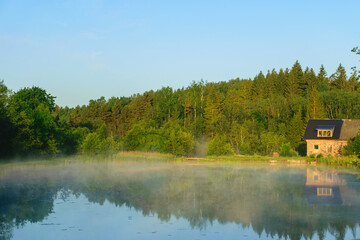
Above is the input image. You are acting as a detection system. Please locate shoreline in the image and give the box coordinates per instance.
[0,151,359,170]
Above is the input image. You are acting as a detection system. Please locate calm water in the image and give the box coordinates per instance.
[0,160,360,240]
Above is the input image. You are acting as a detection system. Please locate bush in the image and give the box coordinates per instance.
[280,143,298,157]
[343,139,354,156]
[161,122,194,156]
[259,132,285,155]
[353,131,360,157]
[162,128,194,156]
[81,124,118,155]
[81,133,100,155]
[124,124,146,151]
[316,153,323,158]
[309,154,316,158]
[296,142,307,156]
[207,135,234,156]
[343,130,360,158]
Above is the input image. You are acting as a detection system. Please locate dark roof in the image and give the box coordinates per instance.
[304,119,360,140]
[304,119,343,140]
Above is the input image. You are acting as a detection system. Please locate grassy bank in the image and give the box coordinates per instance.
[309,156,360,168]
[205,154,303,161]
[113,151,182,161]
[65,152,360,169]
[1,151,359,170]
[202,154,360,169]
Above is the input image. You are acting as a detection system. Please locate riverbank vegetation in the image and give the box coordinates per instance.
[1,59,360,159]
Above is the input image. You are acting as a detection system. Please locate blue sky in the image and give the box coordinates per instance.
[0,0,359,107]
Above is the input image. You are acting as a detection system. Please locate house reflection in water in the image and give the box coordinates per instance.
[305,169,346,205]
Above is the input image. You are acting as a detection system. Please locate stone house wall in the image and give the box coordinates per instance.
[306,139,348,157]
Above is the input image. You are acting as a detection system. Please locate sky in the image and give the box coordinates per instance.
[0,0,359,107]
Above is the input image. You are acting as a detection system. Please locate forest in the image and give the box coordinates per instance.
[1,59,360,159]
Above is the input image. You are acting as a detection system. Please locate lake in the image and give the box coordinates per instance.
[0,160,360,240]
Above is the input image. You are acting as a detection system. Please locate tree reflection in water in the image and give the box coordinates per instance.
[0,161,359,240]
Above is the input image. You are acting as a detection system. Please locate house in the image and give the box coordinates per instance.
[303,119,360,156]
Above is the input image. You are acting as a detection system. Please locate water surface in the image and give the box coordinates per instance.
[0,160,360,240]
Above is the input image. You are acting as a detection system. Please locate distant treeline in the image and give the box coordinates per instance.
[1,61,360,158]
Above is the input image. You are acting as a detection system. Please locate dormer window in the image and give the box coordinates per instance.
[316,126,334,138]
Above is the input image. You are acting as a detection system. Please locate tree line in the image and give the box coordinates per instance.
[1,61,360,158]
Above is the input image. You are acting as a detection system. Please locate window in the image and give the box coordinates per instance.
[317,187,333,196]
[314,175,318,181]
[316,126,335,138]
[314,145,319,150]
[317,130,333,137]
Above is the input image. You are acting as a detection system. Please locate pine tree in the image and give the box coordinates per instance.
[204,86,223,137]
[348,67,358,91]
[274,68,286,96]
[291,61,304,95]
[332,64,348,89]
[183,93,192,127]
[318,65,328,84]
[304,68,319,95]
[252,72,266,98]
[286,70,299,98]
[286,108,305,149]
[264,69,277,97]
[224,89,244,123]
[306,87,326,120]
[317,65,330,92]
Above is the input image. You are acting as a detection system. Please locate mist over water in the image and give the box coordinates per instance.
[0,160,360,240]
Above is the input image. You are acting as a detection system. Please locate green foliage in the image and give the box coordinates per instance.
[55,126,90,155]
[4,59,360,159]
[260,132,285,155]
[229,122,249,154]
[8,87,58,156]
[81,124,117,155]
[0,81,13,157]
[345,130,360,158]
[32,104,58,155]
[204,85,223,137]
[286,107,304,149]
[320,89,360,119]
[72,127,91,147]
[81,133,100,155]
[207,134,234,156]
[10,86,55,112]
[317,81,330,92]
[331,64,348,90]
[279,143,298,157]
[123,121,194,156]
[306,87,325,120]
[124,124,149,151]
[161,122,194,156]
[296,142,307,156]
[353,131,360,156]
